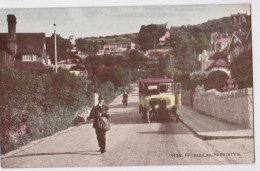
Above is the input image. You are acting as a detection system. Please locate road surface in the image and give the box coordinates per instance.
[1,84,254,168]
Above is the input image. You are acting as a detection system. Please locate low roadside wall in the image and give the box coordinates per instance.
[192,86,254,128]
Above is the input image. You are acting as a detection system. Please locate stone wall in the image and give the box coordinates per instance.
[192,86,254,128]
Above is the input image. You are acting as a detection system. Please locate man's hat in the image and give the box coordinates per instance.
[98,94,104,102]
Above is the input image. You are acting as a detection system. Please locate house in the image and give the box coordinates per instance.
[0,15,52,72]
[210,32,230,52]
[198,50,215,73]
[227,29,251,61]
[102,42,136,55]
[199,32,232,91]
[69,64,86,76]
[57,58,81,70]
[204,52,230,77]
[202,28,251,91]
[231,13,248,26]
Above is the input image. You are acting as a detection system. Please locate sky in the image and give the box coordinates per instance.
[0,4,250,39]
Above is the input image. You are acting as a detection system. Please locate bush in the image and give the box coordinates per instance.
[0,70,90,154]
[178,71,206,91]
[204,71,229,91]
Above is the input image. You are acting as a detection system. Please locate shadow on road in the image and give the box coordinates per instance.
[109,112,145,125]
[109,102,138,109]
[138,122,191,135]
[5,151,101,158]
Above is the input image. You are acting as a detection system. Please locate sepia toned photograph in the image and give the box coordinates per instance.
[0,1,256,169]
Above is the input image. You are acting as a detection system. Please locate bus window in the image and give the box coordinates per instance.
[160,83,173,93]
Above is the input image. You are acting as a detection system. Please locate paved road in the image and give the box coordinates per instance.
[1,84,254,168]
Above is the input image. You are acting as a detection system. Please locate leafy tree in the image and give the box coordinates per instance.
[98,66,126,90]
[75,38,99,55]
[137,24,167,50]
[127,50,147,69]
[45,34,73,64]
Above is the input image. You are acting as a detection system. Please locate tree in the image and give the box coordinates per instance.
[45,34,73,64]
[98,66,126,90]
[137,24,167,50]
[75,38,99,55]
[172,43,200,73]
[229,50,253,88]
[127,50,146,68]
[103,55,116,67]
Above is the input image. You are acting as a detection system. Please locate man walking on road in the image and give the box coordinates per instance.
[87,95,110,153]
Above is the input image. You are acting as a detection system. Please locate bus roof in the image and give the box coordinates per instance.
[139,78,173,84]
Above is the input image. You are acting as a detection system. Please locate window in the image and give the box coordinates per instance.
[160,83,173,93]
[22,54,37,61]
[144,84,159,95]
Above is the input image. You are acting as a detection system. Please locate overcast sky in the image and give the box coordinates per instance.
[0,4,251,38]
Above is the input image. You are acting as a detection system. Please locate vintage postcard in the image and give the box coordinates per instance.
[0,2,255,169]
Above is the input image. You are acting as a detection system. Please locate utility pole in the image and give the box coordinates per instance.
[169,54,173,79]
[54,22,57,73]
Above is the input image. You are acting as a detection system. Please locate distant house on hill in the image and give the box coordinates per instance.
[231,13,248,26]
[0,15,52,72]
[99,42,135,56]
[57,58,81,70]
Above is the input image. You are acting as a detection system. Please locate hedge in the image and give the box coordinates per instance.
[0,70,91,154]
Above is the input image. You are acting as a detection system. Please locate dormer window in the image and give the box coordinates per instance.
[22,54,37,61]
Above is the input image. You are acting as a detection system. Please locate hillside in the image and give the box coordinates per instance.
[83,33,138,43]
[170,15,251,53]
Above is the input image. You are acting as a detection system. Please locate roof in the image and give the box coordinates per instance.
[234,31,248,43]
[227,29,251,53]
[209,52,227,60]
[139,78,173,84]
[14,61,52,71]
[208,51,215,58]
[205,58,229,71]
[0,33,46,55]
[159,31,170,42]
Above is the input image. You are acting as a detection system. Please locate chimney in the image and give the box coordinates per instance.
[7,14,17,54]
